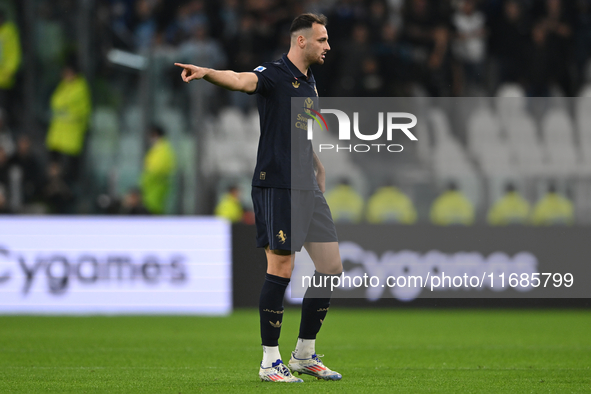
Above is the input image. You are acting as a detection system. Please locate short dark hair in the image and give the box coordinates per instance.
[150,124,165,137]
[290,13,327,35]
[64,54,80,74]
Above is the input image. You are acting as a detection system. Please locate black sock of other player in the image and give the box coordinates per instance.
[298,271,338,340]
[259,273,290,347]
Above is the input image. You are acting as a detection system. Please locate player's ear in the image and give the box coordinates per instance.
[298,34,306,48]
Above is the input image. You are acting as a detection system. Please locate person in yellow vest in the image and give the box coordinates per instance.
[140,125,176,214]
[45,60,91,183]
[214,185,244,223]
[366,184,417,224]
[531,184,574,226]
[324,179,364,223]
[0,10,21,93]
[487,183,530,225]
[430,182,475,225]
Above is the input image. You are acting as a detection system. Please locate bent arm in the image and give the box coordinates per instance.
[174,63,258,93]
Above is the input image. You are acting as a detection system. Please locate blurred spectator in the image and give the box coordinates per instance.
[366,184,417,224]
[0,107,15,157]
[224,14,264,70]
[0,9,21,104]
[178,24,227,112]
[574,0,591,87]
[0,184,10,214]
[374,23,412,95]
[367,0,390,41]
[133,0,158,51]
[43,161,74,214]
[324,179,365,223]
[178,23,227,69]
[214,185,244,223]
[531,184,574,226]
[335,23,372,96]
[452,0,487,91]
[526,23,552,96]
[430,182,475,225]
[402,0,452,96]
[536,0,575,96]
[120,187,149,215]
[8,135,44,205]
[487,183,530,225]
[490,0,531,86]
[220,0,240,40]
[166,0,208,45]
[358,57,386,96]
[140,125,176,215]
[45,59,92,185]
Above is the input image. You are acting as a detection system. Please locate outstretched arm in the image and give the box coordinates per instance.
[174,63,258,93]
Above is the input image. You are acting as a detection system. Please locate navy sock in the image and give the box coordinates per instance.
[259,273,290,347]
[299,271,338,340]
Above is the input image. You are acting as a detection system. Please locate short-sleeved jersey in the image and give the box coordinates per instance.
[250,54,319,191]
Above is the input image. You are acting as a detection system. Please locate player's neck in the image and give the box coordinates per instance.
[287,51,309,78]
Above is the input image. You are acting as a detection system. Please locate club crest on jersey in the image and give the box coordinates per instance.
[292,81,300,88]
[254,66,266,72]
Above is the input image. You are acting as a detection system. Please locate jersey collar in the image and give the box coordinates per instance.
[282,53,315,83]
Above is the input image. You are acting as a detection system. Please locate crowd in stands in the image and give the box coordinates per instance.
[102,0,591,98]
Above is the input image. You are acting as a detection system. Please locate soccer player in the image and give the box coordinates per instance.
[175,13,343,383]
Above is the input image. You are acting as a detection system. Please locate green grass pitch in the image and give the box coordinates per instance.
[1,309,590,393]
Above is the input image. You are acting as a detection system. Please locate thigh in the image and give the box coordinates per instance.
[303,241,342,275]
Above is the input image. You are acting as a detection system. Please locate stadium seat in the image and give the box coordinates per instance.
[545,145,580,177]
[541,108,575,146]
[122,105,143,135]
[466,107,503,158]
[155,107,187,139]
[512,143,546,177]
[428,107,455,148]
[174,134,197,214]
[540,109,578,177]
[495,83,527,126]
[504,113,539,146]
[115,134,143,195]
[88,107,120,190]
[478,141,514,177]
[575,97,591,173]
[218,107,246,139]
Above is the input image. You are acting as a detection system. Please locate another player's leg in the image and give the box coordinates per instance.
[289,241,343,380]
[258,248,303,383]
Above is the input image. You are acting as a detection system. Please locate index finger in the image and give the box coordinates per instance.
[174,63,190,68]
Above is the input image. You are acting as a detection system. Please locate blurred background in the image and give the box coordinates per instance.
[1,0,591,226]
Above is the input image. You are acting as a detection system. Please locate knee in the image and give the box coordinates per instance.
[266,250,294,278]
[326,266,343,276]
[269,264,292,279]
[322,261,343,276]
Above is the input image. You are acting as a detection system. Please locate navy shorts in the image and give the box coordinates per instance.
[251,187,338,252]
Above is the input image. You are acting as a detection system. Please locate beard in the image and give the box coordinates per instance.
[307,51,325,66]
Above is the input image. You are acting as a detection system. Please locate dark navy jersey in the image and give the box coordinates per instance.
[250,54,319,191]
